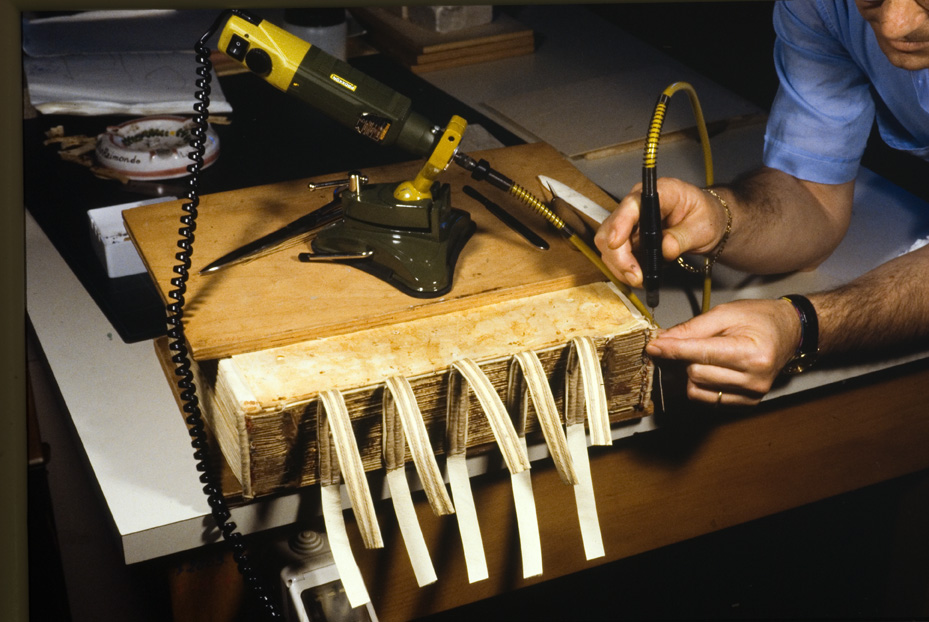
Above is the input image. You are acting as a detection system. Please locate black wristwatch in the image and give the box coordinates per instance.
[781,294,819,375]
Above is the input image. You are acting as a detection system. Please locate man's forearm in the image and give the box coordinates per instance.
[712,167,854,274]
[810,244,929,357]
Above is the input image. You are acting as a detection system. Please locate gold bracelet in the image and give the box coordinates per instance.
[677,187,733,274]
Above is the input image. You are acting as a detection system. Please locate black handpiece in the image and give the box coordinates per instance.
[640,190,662,308]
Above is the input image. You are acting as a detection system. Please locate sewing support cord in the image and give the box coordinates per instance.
[450,359,542,578]
[508,349,592,577]
[385,375,455,516]
[382,376,442,586]
[564,337,609,560]
[317,390,373,608]
[508,351,577,485]
[445,366,489,583]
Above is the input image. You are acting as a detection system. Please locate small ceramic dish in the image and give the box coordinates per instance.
[95,115,220,180]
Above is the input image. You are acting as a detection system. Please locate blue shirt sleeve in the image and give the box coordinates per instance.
[763,0,875,184]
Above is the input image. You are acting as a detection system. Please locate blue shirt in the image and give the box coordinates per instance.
[763,0,929,184]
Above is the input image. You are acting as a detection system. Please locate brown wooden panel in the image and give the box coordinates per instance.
[124,143,615,360]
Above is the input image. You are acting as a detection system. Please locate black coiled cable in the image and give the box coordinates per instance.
[166,10,282,619]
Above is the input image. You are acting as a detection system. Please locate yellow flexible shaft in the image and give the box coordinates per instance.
[506,183,654,322]
[645,81,716,314]
[659,82,714,187]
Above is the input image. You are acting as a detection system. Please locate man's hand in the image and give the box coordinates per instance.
[646,298,801,407]
[595,169,853,280]
[594,177,730,288]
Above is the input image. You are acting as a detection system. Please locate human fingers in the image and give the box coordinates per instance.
[652,335,777,407]
[645,307,749,366]
[646,299,801,403]
[595,190,644,286]
[649,333,767,375]
[654,178,730,259]
[686,381,765,408]
[651,299,799,362]
[686,362,771,405]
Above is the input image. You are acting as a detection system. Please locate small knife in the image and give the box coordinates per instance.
[463,185,549,250]
[537,176,612,225]
[199,196,343,274]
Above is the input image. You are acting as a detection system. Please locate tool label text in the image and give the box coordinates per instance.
[330,74,357,92]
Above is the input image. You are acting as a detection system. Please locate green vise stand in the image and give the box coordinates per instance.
[307,116,474,297]
[309,175,474,298]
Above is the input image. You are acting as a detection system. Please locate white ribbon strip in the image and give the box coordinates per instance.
[446,453,488,583]
[571,336,612,446]
[445,361,491,584]
[318,389,383,549]
[450,358,530,474]
[385,468,438,586]
[511,350,577,485]
[320,483,372,608]
[382,376,441,586]
[385,375,454,516]
[449,358,540,579]
[564,337,609,559]
[512,437,543,578]
[567,423,605,560]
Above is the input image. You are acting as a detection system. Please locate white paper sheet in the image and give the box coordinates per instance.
[24,51,232,116]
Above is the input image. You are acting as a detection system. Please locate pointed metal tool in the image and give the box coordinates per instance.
[462,185,549,250]
[199,196,343,274]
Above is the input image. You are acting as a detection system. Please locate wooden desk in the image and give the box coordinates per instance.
[337,359,929,620]
[158,356,929,621]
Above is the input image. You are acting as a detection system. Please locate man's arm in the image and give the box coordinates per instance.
[714,167,854,273]
[595,167,855,284]
[646,244,929,406]
[812,243,929,355]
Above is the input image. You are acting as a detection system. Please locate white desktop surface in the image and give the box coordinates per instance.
[25,5,929,566]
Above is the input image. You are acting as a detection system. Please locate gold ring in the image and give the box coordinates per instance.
[715,391,723,407]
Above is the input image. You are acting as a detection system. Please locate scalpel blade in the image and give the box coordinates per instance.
[537,176,612,224]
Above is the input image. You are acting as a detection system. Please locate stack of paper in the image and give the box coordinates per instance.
[23,10,232,116]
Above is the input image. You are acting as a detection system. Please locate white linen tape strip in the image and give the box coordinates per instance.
[512,349,578,485]
[567,423,605,560]
[320,483,372,608]
[385,375,454,516]
[512,437,543,578]
[571,336,612,446]
[319,389,383,549]
[446,453,488,583]
[385,468,438,586]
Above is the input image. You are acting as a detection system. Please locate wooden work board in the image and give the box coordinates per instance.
[124,142,616,361]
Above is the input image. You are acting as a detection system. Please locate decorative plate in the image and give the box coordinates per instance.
[95,115,219,180]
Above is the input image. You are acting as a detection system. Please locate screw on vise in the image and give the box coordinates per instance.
[307,173,369,191]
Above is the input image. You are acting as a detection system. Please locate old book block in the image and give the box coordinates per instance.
[168,282,655,499]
